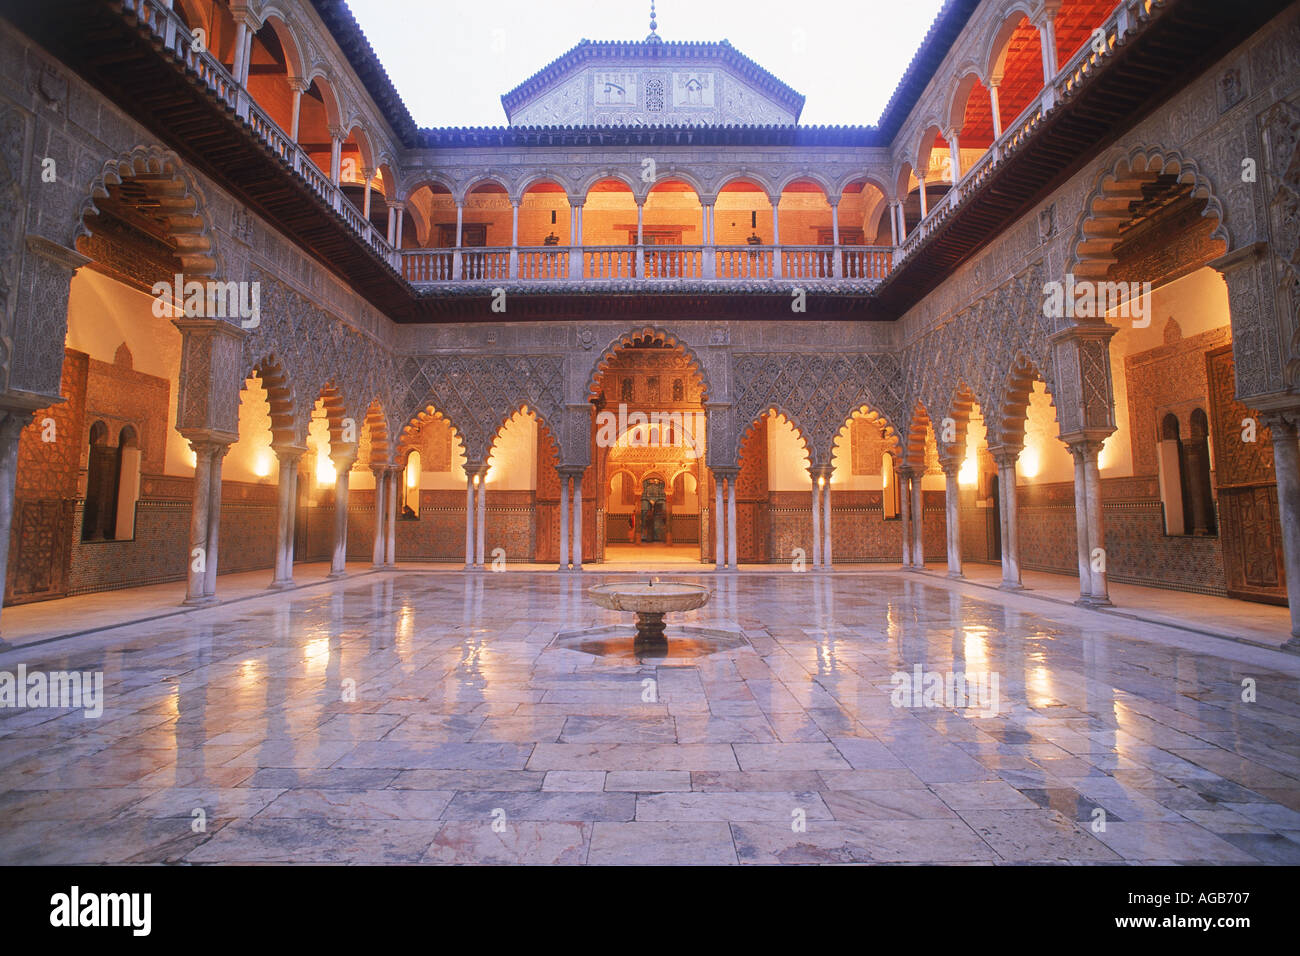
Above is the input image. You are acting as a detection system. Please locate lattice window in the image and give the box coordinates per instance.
[645,78,664,112]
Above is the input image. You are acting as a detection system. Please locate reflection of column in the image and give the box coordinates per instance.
[811,474,822,569]
[992,446,1023,589]
[465,472,476,570]
[0,412,31,644]
[1260,412,1300,642]
[558,473,570,571]
[714,471,725,571]
[941,457,963,578]
[911,471,925,569]
[572,473,584,571]
[373,466,389,568]
[726,475,738,570]
[898,466,913,568]
[822,474,833,569]
[271,445,304,588]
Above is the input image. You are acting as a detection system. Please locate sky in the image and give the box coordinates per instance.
[345,0,949,128]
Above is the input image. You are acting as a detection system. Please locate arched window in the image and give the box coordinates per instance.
[115,426,141,540]
[401,450,421,519]
[1157,414,1187,535]
[82,421,114,540]
[882,451,898,519]
[1186,409,1216,535]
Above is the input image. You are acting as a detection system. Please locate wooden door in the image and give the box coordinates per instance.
[1206,345,1288,604]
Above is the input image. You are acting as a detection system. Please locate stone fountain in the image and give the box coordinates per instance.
[587,579,711,652]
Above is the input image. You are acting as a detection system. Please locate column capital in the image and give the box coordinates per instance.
[385,198,406,211]
[1063,436,1107,461]
[272,443,308,462]
[987,443,1023,469]
[937,455,963,476]
[286,75,310,94]
[184,434,234,458]
[1031,0,1061,26]
[1259,409,1300,437]
[711,465,740,480]
[327,124,347,141]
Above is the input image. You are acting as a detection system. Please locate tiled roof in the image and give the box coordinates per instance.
[874,0,983,139]
[310,0,419,145]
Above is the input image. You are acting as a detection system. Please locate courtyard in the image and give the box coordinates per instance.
[1,569,1297,865]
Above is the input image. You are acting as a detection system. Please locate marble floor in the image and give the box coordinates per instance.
[1,571,1298,865]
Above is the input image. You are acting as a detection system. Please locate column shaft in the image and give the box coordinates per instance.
[184,444,213,604]
[572,474,583,570]
[811,479,822,569]
[911,475,925,568]
[714,473,725,570]
[726,477,738,570]
[465,476,476,569]
[330,467,350,577]
[475,472,487,568]
[558,474,570,571]
[1263,414,1300,639]
[943,464,963,578]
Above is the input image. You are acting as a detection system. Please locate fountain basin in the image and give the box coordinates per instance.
[587,582,711,648]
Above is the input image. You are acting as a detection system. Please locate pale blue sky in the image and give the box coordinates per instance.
[346,0,949,128]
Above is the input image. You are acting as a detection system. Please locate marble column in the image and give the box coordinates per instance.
[572,473,584,571]
[941,458,963,578]
[726,475,738,570]
[475,469,487,568]
[384,465,398,567]
[465,473,477,570]
[1261,412,1300,642]
[811,475,822,570]
[558,472,570,571]
[1068,439,1110,605]
[714,472,725,571]
[329,454,356,578]
[373,466,390,568]
[183,442,214,605]
[992,446,1023,589]
[202,444,228,599]
[0,411,33,645]
[822,473,833,569]
[270,445,304,588]
[898,467,913,568]
[911,471,925,569]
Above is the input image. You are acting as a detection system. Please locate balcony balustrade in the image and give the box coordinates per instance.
[402,244,895,285]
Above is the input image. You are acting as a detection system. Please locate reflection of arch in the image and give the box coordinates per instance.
[1070,147,1228,282]
[78,145,220,276]
[585,327,711,403]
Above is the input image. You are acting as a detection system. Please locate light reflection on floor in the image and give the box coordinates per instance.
[0,571,1297,864]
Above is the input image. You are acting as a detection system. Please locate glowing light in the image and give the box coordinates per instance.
[958,457,977,486]
[1098,436,1113,470]
[817,475,825,488]
[315,450,336,486]
[253,449,273,478]
[1019,447,1040,479]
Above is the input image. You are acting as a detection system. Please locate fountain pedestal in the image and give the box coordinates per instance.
[587,582,711,653]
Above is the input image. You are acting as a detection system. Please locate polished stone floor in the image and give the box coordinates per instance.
[1,571,1298,865]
